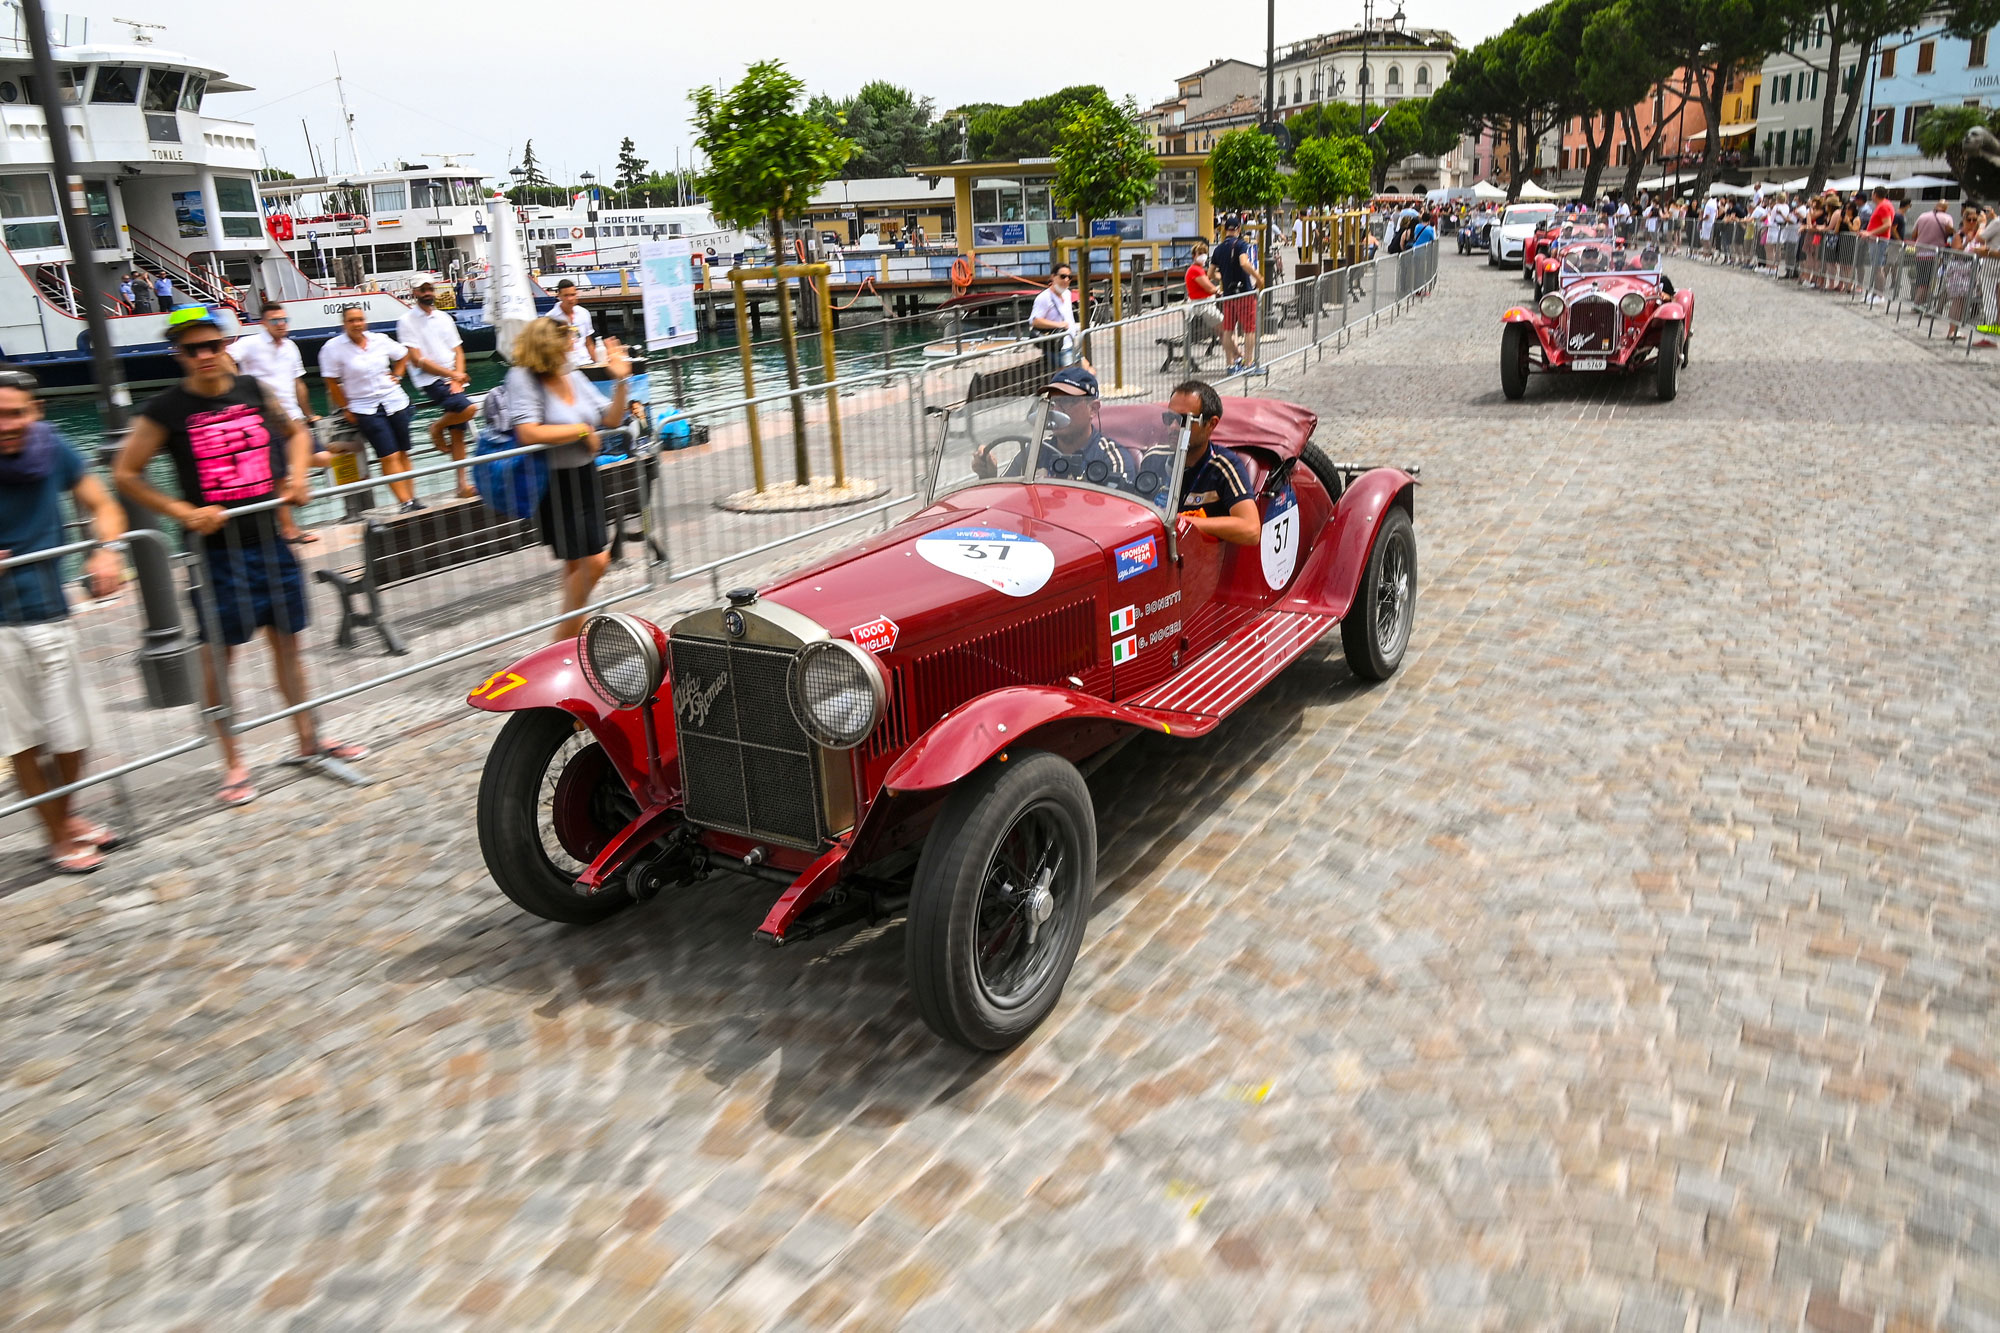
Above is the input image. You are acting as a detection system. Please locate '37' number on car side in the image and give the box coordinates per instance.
[1260,499,1300,590]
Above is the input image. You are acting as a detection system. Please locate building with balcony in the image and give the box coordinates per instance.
[1269,19,1457,113]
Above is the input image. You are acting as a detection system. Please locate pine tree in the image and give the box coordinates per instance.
[614,137,649,205]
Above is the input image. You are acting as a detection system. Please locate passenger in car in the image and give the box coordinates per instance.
[1149,379,1260,546]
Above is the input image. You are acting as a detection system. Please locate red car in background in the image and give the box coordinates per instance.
[467,393,1420,1050]
[1501,253,1693,401]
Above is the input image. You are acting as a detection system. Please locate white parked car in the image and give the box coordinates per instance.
[1490,203,1558,268]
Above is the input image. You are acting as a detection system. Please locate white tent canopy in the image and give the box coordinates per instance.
[1516,179,1556,200]
[1471,179,1508,201]
[1887,174,1955,190]
[1707,182,1757,197]
[1823,174,1894,191]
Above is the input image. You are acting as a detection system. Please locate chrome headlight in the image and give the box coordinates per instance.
[1538,291,1565,320]
[1619,292,1647,318]
[788,639,885,749]
[579,613,663,708]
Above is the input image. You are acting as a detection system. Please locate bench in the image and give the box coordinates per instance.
[316,451,653,655]
[1156,307,1222,373]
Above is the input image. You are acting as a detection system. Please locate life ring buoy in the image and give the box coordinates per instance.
[950,256,972,294]
[267,213,294,242]
[571,227,583,239]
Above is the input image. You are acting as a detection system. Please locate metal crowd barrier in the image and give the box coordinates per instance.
[1686,223,1999,350]
[0,243,1441,841]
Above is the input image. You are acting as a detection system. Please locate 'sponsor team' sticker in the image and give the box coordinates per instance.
[915,526,1056,597]
[1260,491,1301,590]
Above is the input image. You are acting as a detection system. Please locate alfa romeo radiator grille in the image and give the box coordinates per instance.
[1565,298,1617,354]
[669,636,823,848]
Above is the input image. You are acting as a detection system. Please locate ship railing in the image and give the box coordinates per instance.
[0,244,1441,854]
[126,223,241,309]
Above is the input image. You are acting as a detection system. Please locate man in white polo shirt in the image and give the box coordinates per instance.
[232,301,327,543]
[395,282,478,498]
[548,279,599,369]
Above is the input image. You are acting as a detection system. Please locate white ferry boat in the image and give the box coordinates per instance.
[0,4,409,391]
[514,199,765,275]
[259,162,495,298]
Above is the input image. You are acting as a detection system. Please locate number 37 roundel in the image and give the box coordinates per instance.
[915,526,1056,597]
[1260,489,1300,591]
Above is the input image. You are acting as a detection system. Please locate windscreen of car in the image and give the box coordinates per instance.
[1503,206,1557,227]
[925,392,1189,520]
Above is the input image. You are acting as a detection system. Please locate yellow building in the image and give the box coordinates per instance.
[911,154,1215,272]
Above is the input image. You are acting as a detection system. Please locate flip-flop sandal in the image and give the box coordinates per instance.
[319,740,368,761]
[48,846,103,875]
[70,820,120,851]
[287,532,322,545]
[217,776,258,807]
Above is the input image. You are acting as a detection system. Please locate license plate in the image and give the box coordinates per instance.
[1573,357,1607,371]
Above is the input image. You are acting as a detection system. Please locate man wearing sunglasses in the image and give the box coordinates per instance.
[1031,265,1079,371]
[114,307,368,807]
[1149,379,1258,546]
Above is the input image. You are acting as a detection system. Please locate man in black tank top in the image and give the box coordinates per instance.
[113,308,369,807]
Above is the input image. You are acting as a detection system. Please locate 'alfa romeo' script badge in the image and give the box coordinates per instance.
[675,673,728,727]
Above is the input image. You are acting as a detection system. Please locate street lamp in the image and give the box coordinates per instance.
[1855,25,1942,191]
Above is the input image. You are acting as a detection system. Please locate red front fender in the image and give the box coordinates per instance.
[1281,466,1417,623]
[466,640,678,806]
[882,686,1173,794]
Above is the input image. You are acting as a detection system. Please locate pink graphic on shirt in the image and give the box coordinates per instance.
[187,403,274,503]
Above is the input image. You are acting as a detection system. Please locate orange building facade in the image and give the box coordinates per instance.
[1553,71,1711,179]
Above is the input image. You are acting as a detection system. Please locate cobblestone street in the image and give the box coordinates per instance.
[4,252,1999,1331]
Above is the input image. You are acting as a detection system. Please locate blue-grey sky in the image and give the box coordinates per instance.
[57,0,1531,183]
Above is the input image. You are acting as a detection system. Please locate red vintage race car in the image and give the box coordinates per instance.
[1522,219,1614,283]
[466,391,1419,1050]
[1501,257,1693,402]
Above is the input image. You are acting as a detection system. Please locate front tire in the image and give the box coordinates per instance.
[907,749,1096,1051]
[477,708,637,925]
[1501,322,1531,400]
[1342,506,1416,681]
[1655,322,1680,401]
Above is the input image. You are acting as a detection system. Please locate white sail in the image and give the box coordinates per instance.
[486,193,539,364]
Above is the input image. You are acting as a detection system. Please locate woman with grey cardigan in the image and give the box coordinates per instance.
[502,315,632,640]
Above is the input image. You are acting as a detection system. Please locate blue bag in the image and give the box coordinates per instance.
[471,375,549,520]
[472,429,548,521]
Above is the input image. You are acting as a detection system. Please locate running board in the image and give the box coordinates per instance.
[1125,609,1340,732]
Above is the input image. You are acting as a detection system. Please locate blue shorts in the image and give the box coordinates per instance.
[351,404,413,461]
[421,380,474,415]
[193,536,309,646]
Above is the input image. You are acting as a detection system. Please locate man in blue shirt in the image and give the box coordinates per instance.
[970,366,1130,485]
[0,366,128,872]
[1147,379,1259,545]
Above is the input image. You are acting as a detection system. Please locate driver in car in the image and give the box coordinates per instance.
[1145,379,1260,546]
[971,365,1130,485]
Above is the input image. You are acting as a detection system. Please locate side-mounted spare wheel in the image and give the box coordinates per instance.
[906,748,1096,1051]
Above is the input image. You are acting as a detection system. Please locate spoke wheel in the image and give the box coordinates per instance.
[478,708,638,925]
[908,749,1096,1050]
[1341,506,1417,682]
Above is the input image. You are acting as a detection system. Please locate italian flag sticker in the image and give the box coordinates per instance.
[1110,606,1135,634]
[1112,634,1139,664]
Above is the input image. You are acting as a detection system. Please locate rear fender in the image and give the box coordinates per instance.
[1280,467,1417,622]
[881,686,1174,794]
[465,639,677,805]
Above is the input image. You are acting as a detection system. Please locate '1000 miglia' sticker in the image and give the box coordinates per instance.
[915,527,1056,597]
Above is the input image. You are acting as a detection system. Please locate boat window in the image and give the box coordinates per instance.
[372,182,407,212]
[179,75,205,112]
[143,69,184,114]
[84,179,114,250]
[0,82,14,103]
[216,176,262,237]
[89,66,140,104]
[0,173,62,250]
